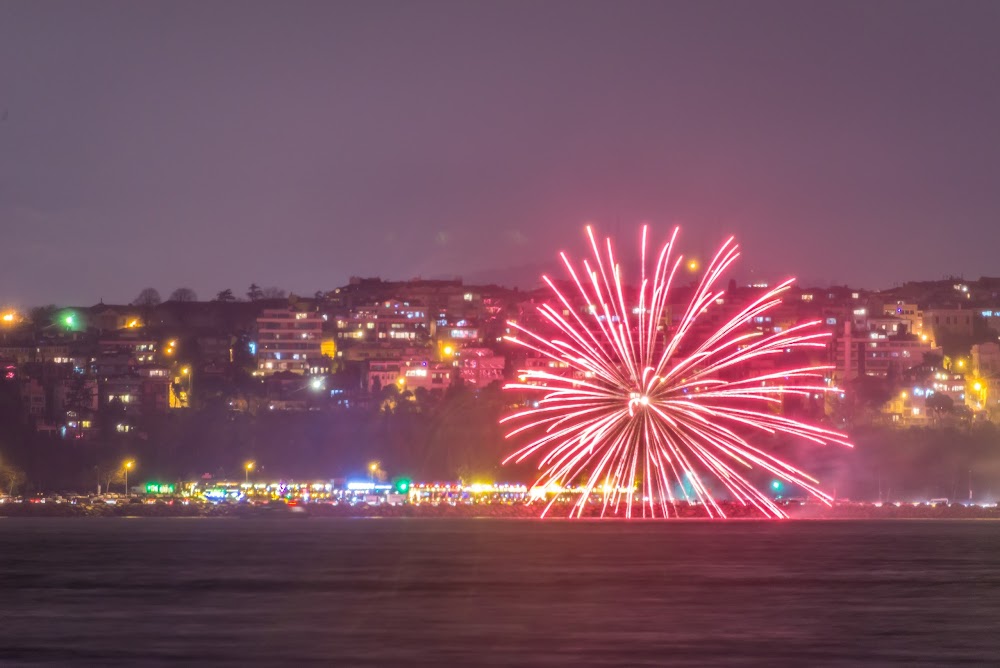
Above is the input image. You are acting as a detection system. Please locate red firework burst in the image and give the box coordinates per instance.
[502,226,852,519]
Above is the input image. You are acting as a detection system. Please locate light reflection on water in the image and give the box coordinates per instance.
[0,518,998,666]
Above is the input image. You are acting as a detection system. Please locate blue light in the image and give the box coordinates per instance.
[249,342,257,355]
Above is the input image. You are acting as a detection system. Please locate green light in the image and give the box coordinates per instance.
[394,478,411,494]
[771,480,782,491]
[144,482,175,494]
[65,315,74,325]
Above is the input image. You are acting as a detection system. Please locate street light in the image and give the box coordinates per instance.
[181,366,193,406]
[245,461,255,484]
[123,460,135,498]
[369,461,379,484]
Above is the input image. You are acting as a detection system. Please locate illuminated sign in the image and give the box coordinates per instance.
[144,483,176,494]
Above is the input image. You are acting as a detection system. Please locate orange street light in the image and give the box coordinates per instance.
[123,460,135,498]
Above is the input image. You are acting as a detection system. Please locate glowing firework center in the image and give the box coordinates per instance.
[502,226,852,519]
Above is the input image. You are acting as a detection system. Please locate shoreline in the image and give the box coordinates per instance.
[2,501,998,521]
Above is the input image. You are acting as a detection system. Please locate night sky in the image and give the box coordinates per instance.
[2,1,998,307]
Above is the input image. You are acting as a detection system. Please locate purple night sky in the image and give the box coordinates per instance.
[1,0,998,306]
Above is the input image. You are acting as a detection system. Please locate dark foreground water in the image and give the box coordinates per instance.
[0,519,998,667]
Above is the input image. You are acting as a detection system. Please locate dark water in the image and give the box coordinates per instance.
[0,519,998,667]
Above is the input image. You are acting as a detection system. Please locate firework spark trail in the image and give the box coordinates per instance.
[502,226,852,519]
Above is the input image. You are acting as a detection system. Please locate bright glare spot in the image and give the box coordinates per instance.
[687,259,699,271]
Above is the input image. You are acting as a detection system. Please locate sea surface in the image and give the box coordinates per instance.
[0,518,997,667]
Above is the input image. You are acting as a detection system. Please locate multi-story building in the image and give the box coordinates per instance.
[922,308,975,345]
[454,347,506,387]
[89,305,144,332]
[883,302,924,339]
[365,358,453,393]
[256,309,323,374]
[978,309,1000,336]
[334,301,431,344]
[98,333,157,364]
[834,322,940,380]
[970,342,1000,412]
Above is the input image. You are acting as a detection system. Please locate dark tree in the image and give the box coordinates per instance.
[133,288,162,306]
[214,289,236,302]
[0,460,26,496]
[247,284,263,302]
[28,305,57,326]
[169,288,198,302]
[261,287,287,299]
[926,392,955,419]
